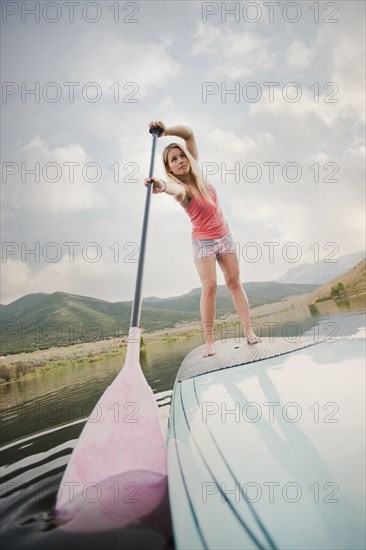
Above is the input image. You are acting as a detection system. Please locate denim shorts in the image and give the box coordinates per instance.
[192,232,237,261]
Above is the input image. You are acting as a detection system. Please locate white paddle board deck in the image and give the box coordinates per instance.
[167,335,365,550]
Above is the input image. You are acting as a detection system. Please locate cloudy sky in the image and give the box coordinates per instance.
[1,0,365,305]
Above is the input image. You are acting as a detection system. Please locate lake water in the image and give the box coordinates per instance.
[1,296,365,549]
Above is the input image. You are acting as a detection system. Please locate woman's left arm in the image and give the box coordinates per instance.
[149,121,198,161]
[165,125,198,161]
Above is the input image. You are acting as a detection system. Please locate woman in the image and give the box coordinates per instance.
[144,121,261,357]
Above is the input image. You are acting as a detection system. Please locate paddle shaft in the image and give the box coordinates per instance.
[130,127,163,328]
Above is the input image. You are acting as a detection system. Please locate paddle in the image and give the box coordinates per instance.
[55,126,169,533]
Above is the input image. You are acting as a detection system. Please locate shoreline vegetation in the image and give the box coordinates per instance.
[1,289,364,385]
[1,292,308,384]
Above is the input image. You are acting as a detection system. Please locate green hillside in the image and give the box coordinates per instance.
[1,282,319,354]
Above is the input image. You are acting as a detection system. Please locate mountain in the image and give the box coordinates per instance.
[1,282,319,354]
[276,250,365,284]
[305,258,366,305]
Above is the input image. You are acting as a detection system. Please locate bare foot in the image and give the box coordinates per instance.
[202,342,216,357]
[246,332,262,345]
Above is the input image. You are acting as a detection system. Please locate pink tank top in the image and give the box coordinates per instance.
[184,183,229,240]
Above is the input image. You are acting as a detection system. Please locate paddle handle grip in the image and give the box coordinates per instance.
[130,129,161,328]
[149,126,164,136]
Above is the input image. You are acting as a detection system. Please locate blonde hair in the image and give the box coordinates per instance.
[162,142,214,205]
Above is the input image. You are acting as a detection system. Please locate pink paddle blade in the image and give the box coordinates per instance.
[56,470,169,533]
[55,328,167,532]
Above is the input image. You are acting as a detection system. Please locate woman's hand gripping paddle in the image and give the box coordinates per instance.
[54,127,169,533]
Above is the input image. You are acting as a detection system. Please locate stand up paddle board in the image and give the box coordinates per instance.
[167,332,365,549]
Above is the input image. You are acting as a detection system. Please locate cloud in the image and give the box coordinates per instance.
[306,5,364,124]
[65,29,182,99]
[1,260,31,305]
[1,255,137,305]
[250,85,347,131]
[286,40,313,68]
[206,128,257,156]
[191,23,274,78]
[196,120,365,268]
[2,137,105,213]
[344,139,366,159]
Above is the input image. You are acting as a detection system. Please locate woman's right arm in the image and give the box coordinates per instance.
[144,176,186,203]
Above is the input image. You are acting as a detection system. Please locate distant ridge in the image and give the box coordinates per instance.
[1,282,319,354]
[276,250,365,284]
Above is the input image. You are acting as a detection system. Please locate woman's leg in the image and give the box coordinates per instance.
[217,253,261,344]
[194,255,218,356]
